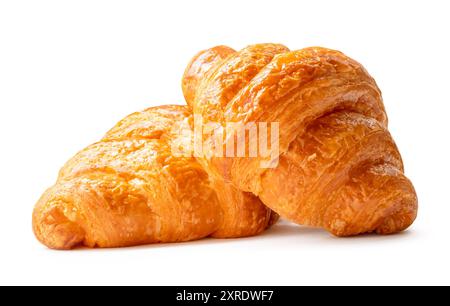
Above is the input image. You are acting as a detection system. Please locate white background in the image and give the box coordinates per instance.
[0,0,449,286]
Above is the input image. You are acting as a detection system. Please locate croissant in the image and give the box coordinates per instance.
[182,44,418,236]
[33,105,275,249]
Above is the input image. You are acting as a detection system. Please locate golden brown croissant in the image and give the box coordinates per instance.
[33,105,275,249]
[183,44,418,236]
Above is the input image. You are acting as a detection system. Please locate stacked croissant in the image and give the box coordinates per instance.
[33,44,418,249]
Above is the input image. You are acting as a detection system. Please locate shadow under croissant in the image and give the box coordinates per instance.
[263,221,415,241]
[53,220,416,252]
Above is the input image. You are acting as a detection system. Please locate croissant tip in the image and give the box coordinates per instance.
[33,205,86,250]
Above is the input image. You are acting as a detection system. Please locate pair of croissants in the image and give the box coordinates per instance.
[33,44,418,249]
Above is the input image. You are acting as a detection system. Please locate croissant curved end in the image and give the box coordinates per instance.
[182,45,236,107]
[327,171,418,237]
[374,178,418,236]
[33,190,86,250]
